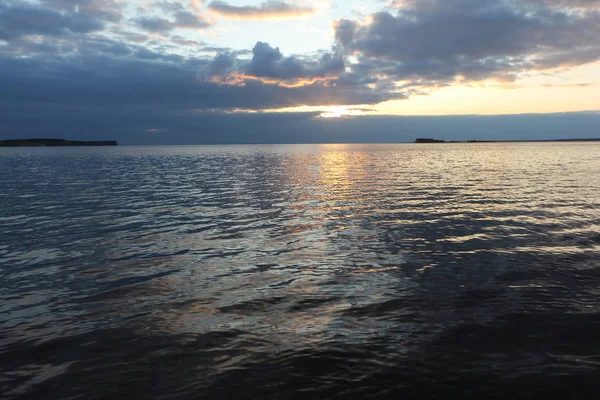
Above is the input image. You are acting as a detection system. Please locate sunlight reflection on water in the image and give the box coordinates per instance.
[1,143,600,398]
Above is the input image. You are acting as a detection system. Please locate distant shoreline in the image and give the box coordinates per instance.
[1,138,599,146]
[414,138,600,143]
[0,139,118,147]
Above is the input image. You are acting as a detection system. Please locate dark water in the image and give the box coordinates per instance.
[1,143,600,399]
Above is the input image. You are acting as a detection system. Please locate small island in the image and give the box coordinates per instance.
[415,138,499,143]
[0,139,118,147]
[414,138,446,143]
[414,138,600,143]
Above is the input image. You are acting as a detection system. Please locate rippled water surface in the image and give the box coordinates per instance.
[2,143,600,399]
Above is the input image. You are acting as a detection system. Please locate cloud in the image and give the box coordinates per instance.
[0,0,598,145]
[207,0,315,20]
[195,0,600,111]
[0,3,105,40]
[135,17,173,32]
[335,0,600,89]
[201,51,237,79]
[0,36,399,124]
[150,1,187,13]
[197,41,348,89]
[244,42,344,80]
[529,0,600,8]
[334,19,356,48]
[40,0,123,22]
[171,35,206,47]
[187,0,205,12]
[134,11,210,33]
[135,47,184,61]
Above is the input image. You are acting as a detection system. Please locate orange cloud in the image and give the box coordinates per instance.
[207,0,315,20]
[207,73,336,88]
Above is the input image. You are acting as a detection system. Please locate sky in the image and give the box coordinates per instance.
[0,0,599,143]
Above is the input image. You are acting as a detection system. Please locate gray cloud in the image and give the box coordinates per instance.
[334,19,356,48]
[208,0,315,19]
[40,0,123,22]
[0,36,398,124]
[135,16,174,32]
[135,47,184,62]
[201,51,237,78]
[173,11,211,28]
[529,0,600,8]
[151,1,187,13]
[199,42,346,85]
[0,3,104,40]
[171,35,206,47]
[335,0,600,89]
[134,11,210,33]
[244,42,344,80]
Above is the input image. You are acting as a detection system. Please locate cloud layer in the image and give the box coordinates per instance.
[0,0,599,142]
[208,1,315,20]
[333,0,600,92]
[0,2,105,39]
[134,11,210,33]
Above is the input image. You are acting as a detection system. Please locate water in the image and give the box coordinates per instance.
[1,143,600,399]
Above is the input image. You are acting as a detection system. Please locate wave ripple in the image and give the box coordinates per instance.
[1,143,600,399]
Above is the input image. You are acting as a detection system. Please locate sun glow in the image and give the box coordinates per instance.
[320,106,348,118]
[259,105,376,117]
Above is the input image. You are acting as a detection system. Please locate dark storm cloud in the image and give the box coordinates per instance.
[208,0,315,19]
